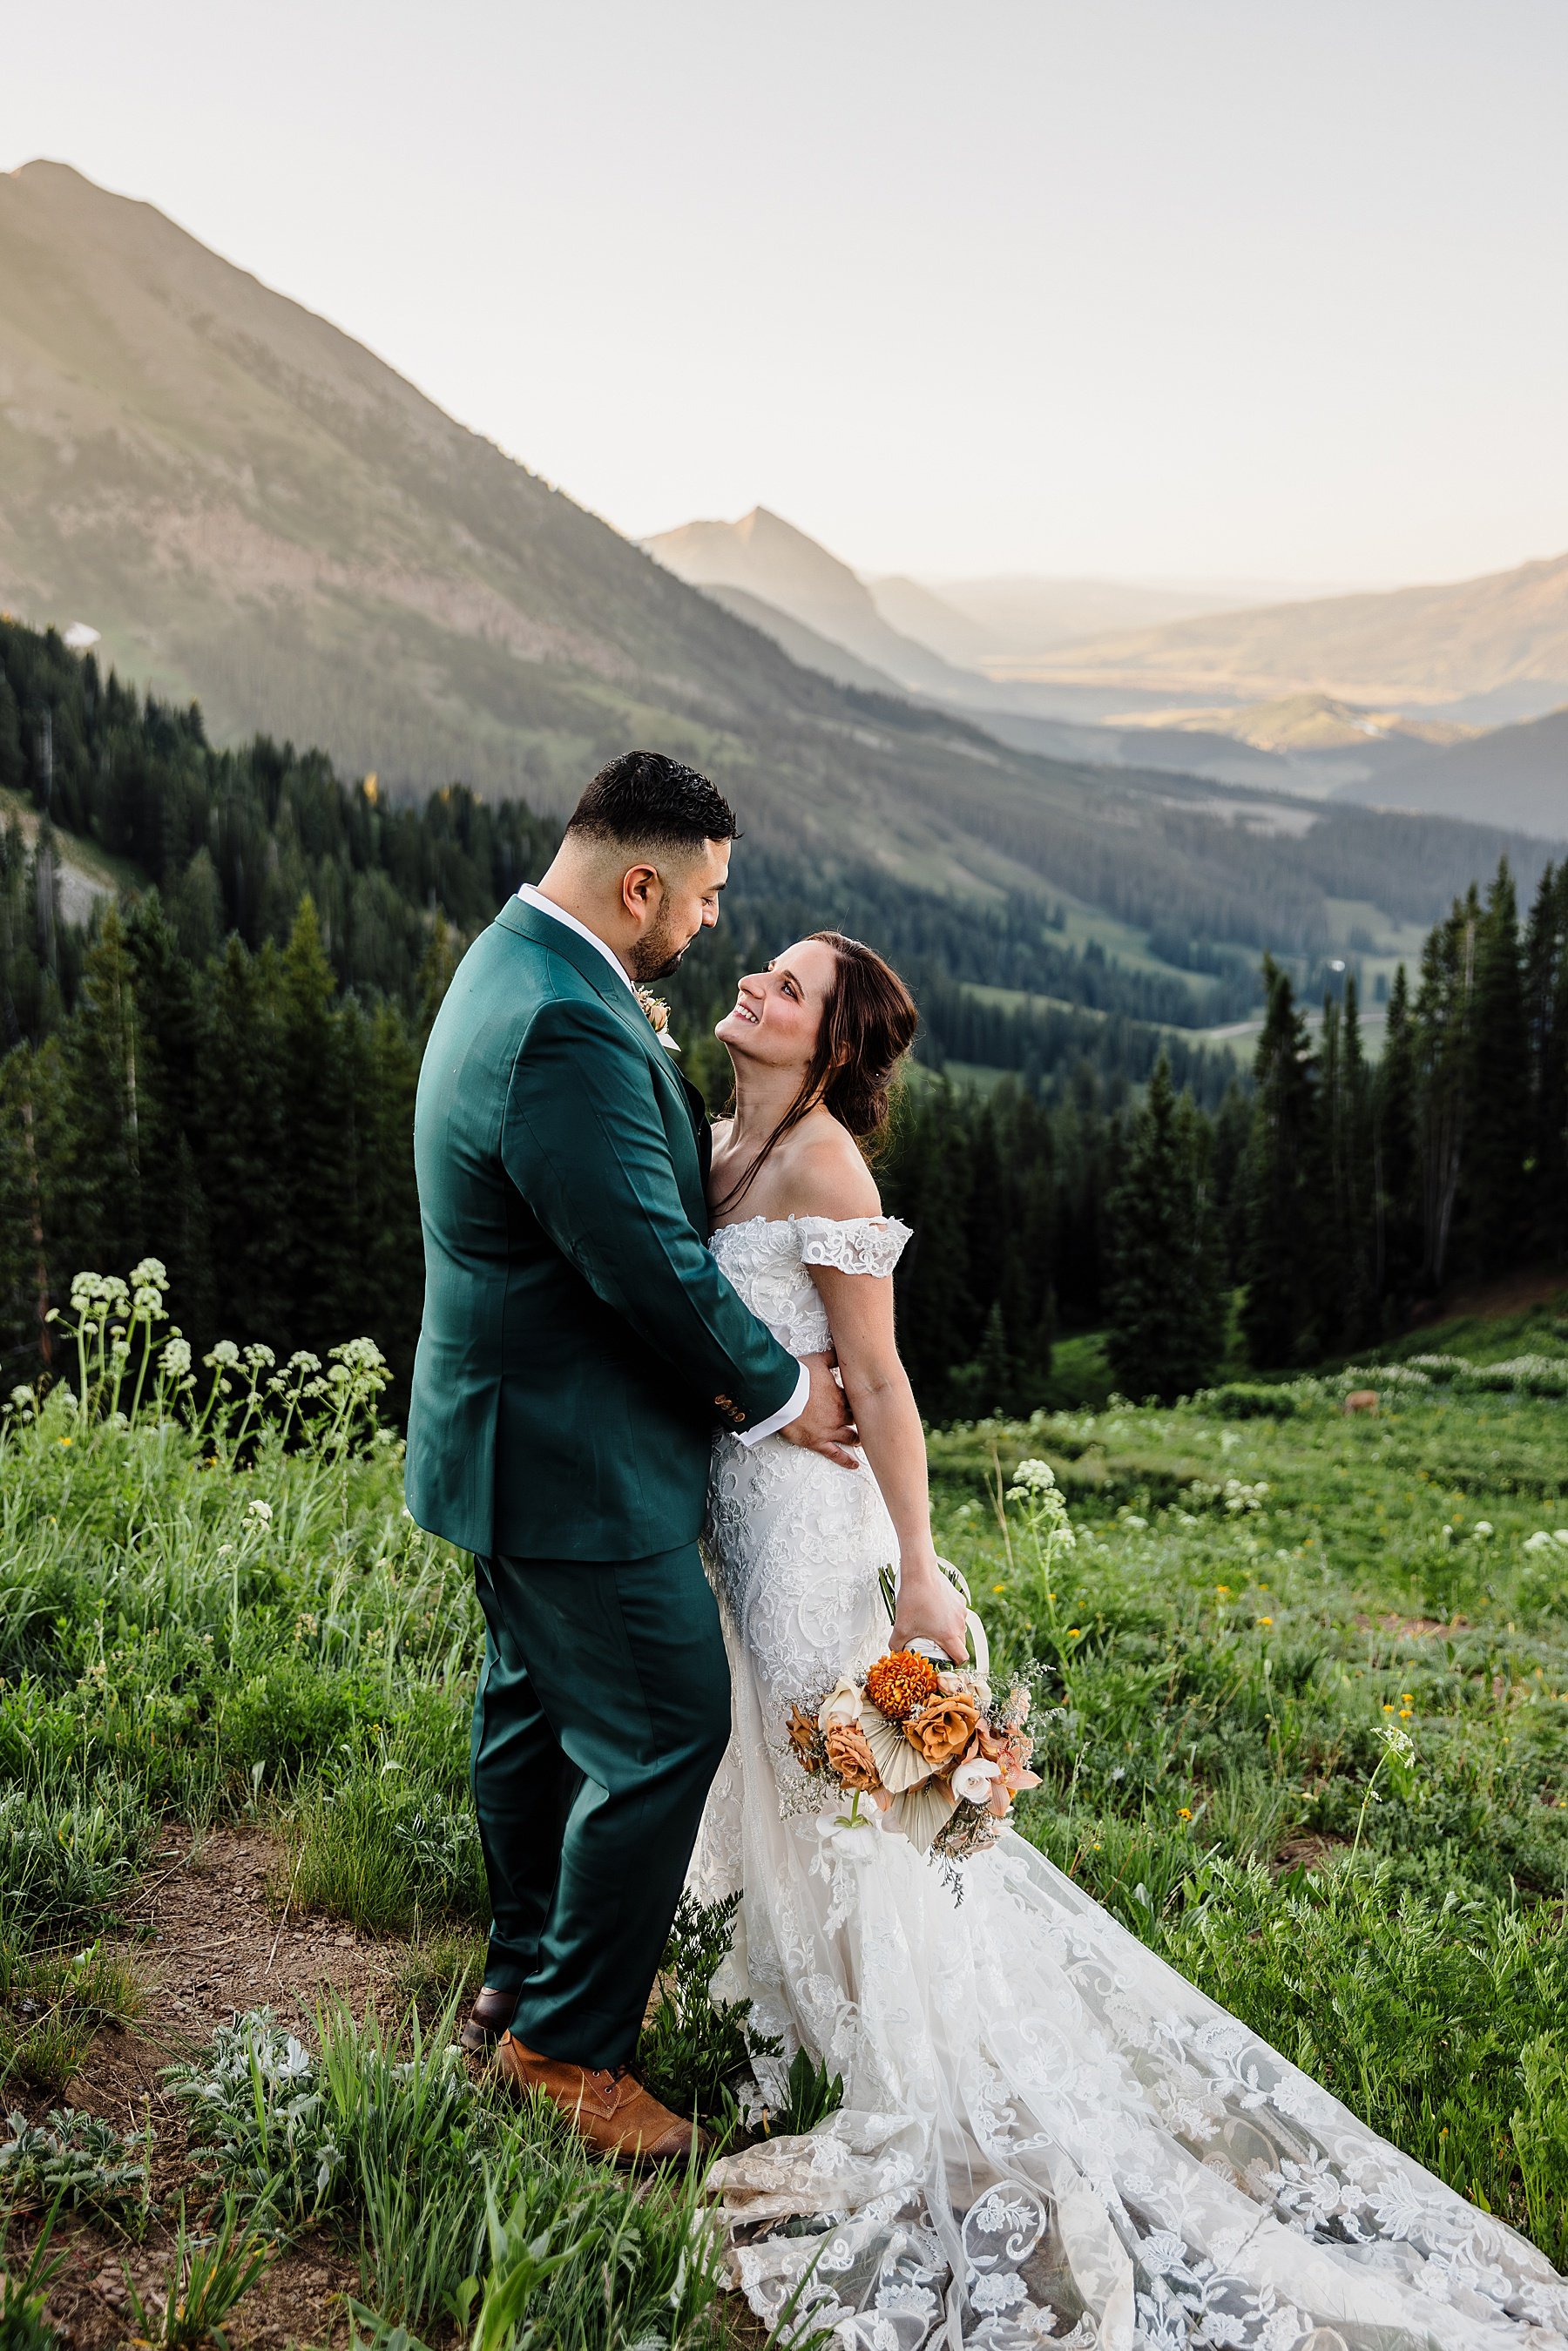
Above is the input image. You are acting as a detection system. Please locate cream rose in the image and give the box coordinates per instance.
[951,1755,1002,1807]
[818,1676,864,1731]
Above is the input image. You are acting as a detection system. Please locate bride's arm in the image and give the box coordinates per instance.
[809,1261,970,1664]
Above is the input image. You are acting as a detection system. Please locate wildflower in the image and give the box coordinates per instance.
[206,1340,241,1368]
[1473,1522,1494,1539]
[1178,1806,1193,1821]
[1066,1627,1082,1640]
[1257,1616,1274,1628]
[160,1336,192,1380]
[57,1436,71,1449]
[1010,1459,1057,1496]
[1215,1584,1231,1598]
[991,1584,1005,1594]
[248,1499,274,1524]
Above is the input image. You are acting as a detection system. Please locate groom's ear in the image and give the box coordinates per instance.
[619,861,662,918]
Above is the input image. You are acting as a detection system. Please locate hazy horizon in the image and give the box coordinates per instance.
[6,0,1566,591]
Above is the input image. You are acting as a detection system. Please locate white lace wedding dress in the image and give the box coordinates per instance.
[689,1213,1568,2351]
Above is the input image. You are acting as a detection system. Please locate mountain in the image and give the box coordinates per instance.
[689,584,907,698]
[916,576,1293,664]
[1338,706,1568,840]
[865,577,997,667]
[644,507,989,702]
[1005,556,1568,721]
[1,161,1557,977]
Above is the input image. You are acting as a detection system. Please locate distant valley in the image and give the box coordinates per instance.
[649,508,1568,840]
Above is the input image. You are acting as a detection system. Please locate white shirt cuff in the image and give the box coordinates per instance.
[738,1360,811,1448]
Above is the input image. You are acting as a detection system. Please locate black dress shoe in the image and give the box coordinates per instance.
[460,1985,517,2054]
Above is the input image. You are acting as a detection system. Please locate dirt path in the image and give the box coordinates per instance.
[12,1825,411,2350]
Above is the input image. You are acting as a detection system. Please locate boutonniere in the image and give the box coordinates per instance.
[634,986,681,1051]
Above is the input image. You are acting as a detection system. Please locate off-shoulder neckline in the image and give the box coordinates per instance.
[709,1211,909,1237]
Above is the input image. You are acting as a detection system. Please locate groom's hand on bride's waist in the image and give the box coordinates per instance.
[778,1353,860,1469]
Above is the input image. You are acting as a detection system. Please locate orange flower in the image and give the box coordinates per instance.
[905,1692,980,1769]
[787,1704,825,1774]
[864,1650,942,1724]
[824,1721,882,1793]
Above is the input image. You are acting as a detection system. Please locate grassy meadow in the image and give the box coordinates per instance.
[2,1271,1568,2341]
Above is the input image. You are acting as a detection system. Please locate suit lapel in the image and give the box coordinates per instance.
[496,895,710,1160]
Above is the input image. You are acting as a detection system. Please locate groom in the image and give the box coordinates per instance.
[404,752,855,2163]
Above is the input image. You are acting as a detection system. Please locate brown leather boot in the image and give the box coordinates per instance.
[459,1985,517,2055]
[493,2033,705,2165]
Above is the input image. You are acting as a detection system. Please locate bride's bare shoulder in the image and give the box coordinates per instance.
[775,1115,882,1221]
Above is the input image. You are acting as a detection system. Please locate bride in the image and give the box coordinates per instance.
[688,929,1568,2351]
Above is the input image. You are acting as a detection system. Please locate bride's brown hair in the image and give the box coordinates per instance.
[715,931,919,1214]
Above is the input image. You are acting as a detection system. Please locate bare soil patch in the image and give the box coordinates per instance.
[10,1824,405,2350]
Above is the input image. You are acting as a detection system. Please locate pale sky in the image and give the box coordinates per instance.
[5,0,1566,588]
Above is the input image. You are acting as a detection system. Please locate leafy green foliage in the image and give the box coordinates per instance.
[123,2192,276,2351]
[637,1894,769,2136]
[0,1942,147,2098]
[0,2201,66,2351]
[768,2049,845,2139]
[0,2107,148,2222]
[167,2001,732,2349]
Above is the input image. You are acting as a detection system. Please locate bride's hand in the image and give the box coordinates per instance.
[890,1553,970,1664]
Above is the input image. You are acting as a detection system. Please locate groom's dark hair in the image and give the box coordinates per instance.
[566,752,740,852]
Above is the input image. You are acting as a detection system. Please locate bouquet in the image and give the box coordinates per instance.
[785,1566,1039,1870]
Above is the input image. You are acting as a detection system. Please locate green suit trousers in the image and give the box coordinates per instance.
[469,1544,730,2070]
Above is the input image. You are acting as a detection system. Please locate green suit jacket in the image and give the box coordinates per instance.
[404,897,802,1559]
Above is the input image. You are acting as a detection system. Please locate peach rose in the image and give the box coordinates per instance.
[905,1692,980,1769]
[824,1720,882,1794]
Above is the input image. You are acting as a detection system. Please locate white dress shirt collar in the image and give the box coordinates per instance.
[517,883,635,996]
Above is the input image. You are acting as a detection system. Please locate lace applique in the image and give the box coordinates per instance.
[709,1216,911,1360]
[796,1214,912,1281]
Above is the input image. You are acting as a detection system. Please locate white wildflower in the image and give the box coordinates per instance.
[1009,1458,1057,1496]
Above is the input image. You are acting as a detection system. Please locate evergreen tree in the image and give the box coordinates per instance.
[1318,981,1375,1347]
[1373,963,1421,1310]
[1523,861,1568,1260]
[1462,862,1531,1277]
[1414,888,1478,1290]
[1240,961,1321,1368]
[1104,1057,1226,1402]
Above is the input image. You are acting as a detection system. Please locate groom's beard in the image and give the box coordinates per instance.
[631,917,692,983]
